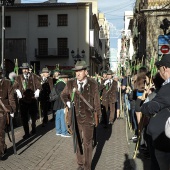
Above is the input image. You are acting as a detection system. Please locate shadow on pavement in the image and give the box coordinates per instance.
[91,123,112,170]
[123,153,136,170]
[3,118,55,160]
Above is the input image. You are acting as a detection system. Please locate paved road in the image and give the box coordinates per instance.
[0,115,149,170]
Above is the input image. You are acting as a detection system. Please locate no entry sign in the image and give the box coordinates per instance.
[160,45,170,54]
[158,35,170,55]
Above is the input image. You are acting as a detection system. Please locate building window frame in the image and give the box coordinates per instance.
[57,38,68,56]
[5,16,11,27]
[38,38,48,55]
[38,15,48,27]
[57,14,68,26]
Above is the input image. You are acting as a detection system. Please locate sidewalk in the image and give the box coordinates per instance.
[0,115,149,170]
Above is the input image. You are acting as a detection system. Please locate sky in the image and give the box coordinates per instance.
[22,0,136,49]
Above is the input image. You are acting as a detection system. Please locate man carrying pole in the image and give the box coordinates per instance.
[13,63,41,139]
[61,60,101,170]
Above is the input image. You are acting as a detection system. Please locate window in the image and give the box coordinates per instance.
[5,16,11,27]
[38,15,48,27]
[58,14,68,26]
[38,38,48,55]
[58,38,68,56]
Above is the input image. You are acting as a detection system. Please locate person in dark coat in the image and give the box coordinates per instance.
[141,54,170,170]
[53,74,70,137]
[0,68,16,160]
[99,70,117,125]
[39,68,53,127]
[13,63,41,139]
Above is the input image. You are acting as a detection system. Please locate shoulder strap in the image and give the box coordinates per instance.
[75,90,94,112]
[32,74,36,92]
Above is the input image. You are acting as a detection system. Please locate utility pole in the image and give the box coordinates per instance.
[1,0,5,69]
[1,0,15,69]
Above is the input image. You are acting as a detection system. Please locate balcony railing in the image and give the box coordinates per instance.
[35,48,69,57]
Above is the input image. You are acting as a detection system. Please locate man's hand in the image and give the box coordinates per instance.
[104,79,110,86]
[16,89,22,98]
[66,101,71,108]
[10,113,14,118]
[34,89,40,98]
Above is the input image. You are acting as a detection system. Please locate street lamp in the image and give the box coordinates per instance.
[71,48,85,64]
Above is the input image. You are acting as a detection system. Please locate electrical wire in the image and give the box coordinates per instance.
[104,2,135,14]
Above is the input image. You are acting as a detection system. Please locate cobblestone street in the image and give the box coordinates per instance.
[0,115,149,170]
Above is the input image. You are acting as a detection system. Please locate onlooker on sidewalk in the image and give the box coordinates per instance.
[141,73,164,169]
[141,54,170,170]
[50,74,70,137]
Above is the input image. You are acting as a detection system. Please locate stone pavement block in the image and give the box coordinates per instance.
[1,114,150,170]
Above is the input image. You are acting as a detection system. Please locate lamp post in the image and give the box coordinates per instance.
[71,48,85,64]
[1,0,15,69]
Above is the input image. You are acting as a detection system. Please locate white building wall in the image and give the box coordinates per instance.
[4,4,92,69]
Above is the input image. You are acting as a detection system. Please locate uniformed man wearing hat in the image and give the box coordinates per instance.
[99,70,117,125]
[0,67,16,159]
[61,60,101,170]
[39,67,53,127]
[13,63,41,139]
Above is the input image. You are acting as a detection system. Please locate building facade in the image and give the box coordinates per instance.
[1,1,109,75]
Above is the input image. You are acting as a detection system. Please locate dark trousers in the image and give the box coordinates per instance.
[40,101,50,124]
[76,123,94,170]
[102,103,115,123]
[20,99,37,135]
[0,112,7,156]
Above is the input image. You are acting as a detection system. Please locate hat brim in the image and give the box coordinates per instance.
[20,67,29,69]
[42,71,50,73]
[155,60,167,67]
[72,66,89,71]
[59,75,69,78]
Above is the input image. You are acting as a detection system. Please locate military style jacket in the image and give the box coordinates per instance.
[0,78,16,113]
[39,77,53,102]
[61,77,101,125]
[99,79,117,107]
[13,73,41,101]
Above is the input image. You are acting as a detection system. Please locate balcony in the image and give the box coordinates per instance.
[35,48,69,58]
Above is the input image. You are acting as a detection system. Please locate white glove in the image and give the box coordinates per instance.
[165,117,170,138]
[66,101,71,108]
[104,79,110,86]
[16,89,22,98]
[34,89,40,98]
[10,113,14,118]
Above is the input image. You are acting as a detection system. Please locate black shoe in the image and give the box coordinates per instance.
[0,147,7,159]
[31,130,36,135]
[23,134,30,139]
[77,166,84,170]
[50,118,55,122]
[42,123,46,127]
[108,121,113,125]
[139,144,147,151]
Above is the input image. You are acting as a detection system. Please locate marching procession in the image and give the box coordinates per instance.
[0,0,170,169]
[0,54,170,170]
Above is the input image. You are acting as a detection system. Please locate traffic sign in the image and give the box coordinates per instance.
[160,45,170,54]
[158,35,170,55]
